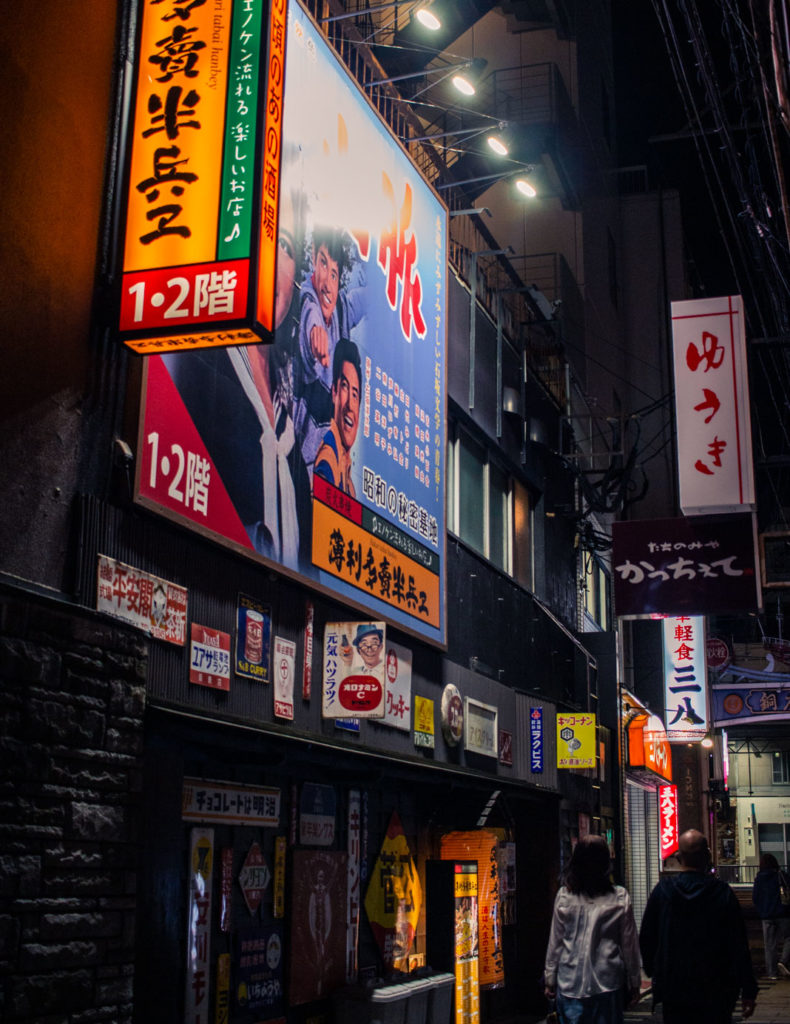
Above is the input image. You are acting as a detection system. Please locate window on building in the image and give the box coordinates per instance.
[772,750,790,784]
[582,553,610,631]
[448,425,529,579]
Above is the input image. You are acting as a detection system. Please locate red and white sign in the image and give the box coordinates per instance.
[659,785,680,860]
[238,841,270,915]
[189,623,231,691]
[383,641,412,732]
[322,622,387,719]
[706,635,731,670]
[273,636,295,720]
[671,295,755,514]
[96,553,187,646]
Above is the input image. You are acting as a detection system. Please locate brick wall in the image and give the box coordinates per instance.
[0,583,147,1022]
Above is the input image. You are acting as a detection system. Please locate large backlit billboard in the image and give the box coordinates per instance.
[135,0,448,645]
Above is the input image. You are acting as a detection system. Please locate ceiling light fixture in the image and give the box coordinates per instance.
[487,134,508,156]
[415,7,441,30]
[452,73,476,96]
[367,56,486,98]
[437,166,537,197]
[321,1,440,28]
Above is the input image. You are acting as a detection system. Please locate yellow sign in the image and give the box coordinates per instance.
[124,0,230,272]
[455,956,480,1024]
[215,953,230,1024]
[556,712,597,768]
[119,0,277,353]
[364,811,422,969]
[312,493,440,629]
[414,696,435,748]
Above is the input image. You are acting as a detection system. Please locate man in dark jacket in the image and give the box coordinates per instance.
[752,852,790,978]
[639,829,757,1024]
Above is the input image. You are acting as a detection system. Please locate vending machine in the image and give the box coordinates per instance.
[426,860,480,1024]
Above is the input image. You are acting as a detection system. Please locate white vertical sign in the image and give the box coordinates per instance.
[185,827,214,1024]
[671,295,755,514]
[273,636,295,720]
[383,641,412,731]
[663,616,708,741]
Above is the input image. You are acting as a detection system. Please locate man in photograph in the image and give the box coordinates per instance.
[294,225,365,476]
[314,338,361,497]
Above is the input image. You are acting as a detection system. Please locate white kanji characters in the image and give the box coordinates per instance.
[193,269,237,317]
[186,452,210,515]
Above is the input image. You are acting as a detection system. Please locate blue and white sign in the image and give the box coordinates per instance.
[530,707,544,773]
[663,616,707,741]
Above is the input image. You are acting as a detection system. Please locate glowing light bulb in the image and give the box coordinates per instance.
[452,74,475,96]
[515,179,537,197]
[415,8,441,30]
[487,135,508,156]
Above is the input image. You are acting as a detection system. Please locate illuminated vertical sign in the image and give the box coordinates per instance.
[530,707,544,773]
[722,728,730,789]
[663,615,708,741]
[659,784,679,860]
[255,0,286,331]
[120,0,279,353]
[671,295,755,514]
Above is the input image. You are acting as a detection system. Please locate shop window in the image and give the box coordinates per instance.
[772,750,790,784]
[458,432,486,554]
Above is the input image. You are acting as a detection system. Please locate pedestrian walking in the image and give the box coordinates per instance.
[544,835,641,1024]
[639,828,757,1024]
[752,852,790,979]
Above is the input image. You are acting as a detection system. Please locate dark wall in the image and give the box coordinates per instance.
[0,3,120,590]
[0,582,146,1023]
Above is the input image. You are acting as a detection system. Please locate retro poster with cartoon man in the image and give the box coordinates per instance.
[135,0,447,647]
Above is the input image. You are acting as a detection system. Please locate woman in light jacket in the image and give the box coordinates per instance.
[544,835,642,1024]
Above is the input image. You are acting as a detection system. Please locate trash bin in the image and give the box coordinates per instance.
[333,982,410,1024]
[369,982,410,1024]
[401,977,431,1024]
[425,972,454,1024]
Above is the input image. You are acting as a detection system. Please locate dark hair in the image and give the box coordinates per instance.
[760,853,779,872]
[565,835,614,897]
[312,225,352,277]
[332,337,361,389]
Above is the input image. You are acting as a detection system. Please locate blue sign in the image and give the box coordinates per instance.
[530,708,544,773]
[712,680,790,726]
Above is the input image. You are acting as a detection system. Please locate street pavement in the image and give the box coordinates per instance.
[623,976,790,1024]
[520,886,790,1024]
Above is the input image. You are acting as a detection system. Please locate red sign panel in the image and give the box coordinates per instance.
[659,785,679,860]
[189,623,231,690]
[338,675,384,713]
[627,713,672,784]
